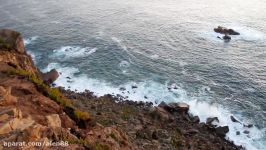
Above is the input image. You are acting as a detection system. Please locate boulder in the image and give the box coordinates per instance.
[214,26,240,35]
[42,69,59,84]
[215,126,229,137]
[0,29,25,53]
[243,130,250,134]
[206,117,219,125]
[150,107,174,122]
[191,116,200,123]
[159,101,189,113]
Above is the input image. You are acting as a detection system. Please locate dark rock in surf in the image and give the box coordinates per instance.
[227,29,240,35]
[230,116,241,123]
[243,130,250,134]
[119,87,126,91]
[236,131,240,135]
[214,26,240,35]
[223,35,231,41]
[206,117,219,125]
[244,124,253,128]
[158,101,168,108]
[215,126,229,137]
[132,85,138,89]
[42,69,59,84]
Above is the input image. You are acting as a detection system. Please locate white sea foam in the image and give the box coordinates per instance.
[23,36,38,46]
[51,46,97,59]
[231,26,266,42]
[26,50,36,62]
[44,62,266,150]
[23,36,38,62]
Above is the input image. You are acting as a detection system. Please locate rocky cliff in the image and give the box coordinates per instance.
[0,29,243,150]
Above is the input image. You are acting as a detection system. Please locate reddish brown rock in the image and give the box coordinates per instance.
[42,69,59,84]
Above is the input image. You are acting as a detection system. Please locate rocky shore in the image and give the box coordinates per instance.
[0,29,244,150]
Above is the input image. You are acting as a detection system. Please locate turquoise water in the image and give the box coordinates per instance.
[1,0,266,149]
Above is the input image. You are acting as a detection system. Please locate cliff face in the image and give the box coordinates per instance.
[0,29,243,150]
[0,29,133,150]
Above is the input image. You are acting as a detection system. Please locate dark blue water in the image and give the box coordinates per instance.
[1,0,266,149]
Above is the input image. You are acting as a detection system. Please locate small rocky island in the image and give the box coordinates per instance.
[0,29,243,149]
[214,26,240,42]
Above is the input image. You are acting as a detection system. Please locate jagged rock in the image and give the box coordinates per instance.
[150,107,174,122]
[0,29,25,53]
[158,101,168,109]
[215,126,229,137]
[171,102,189,113]
[158,101,189,113]
[0,115,35,134]
[214,26,240,35]
[42,69,59,84]
[243,130,250,134]
[236,131,240,135]
[0,86,17,105]
[132,85,138,89]
[206,117,219,125]
[230,116,240,123]
[46,114,61,127]
[85,125,132,150]
[191,116,200,123]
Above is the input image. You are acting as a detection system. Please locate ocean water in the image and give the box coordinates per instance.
[1,0,266,149]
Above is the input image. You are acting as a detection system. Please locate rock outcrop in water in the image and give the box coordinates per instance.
[214,26,240,35]
[214,26,240,42]
[0,29,243,149]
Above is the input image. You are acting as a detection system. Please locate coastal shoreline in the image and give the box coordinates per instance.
[0,29,245,149]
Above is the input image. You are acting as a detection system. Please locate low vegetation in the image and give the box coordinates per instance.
[0,37,11,50]
[5,68,92,122]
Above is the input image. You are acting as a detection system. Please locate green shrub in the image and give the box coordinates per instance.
[74,109,91,121]
[0,37,11,50]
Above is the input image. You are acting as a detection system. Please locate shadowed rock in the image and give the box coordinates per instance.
[158,101,189,113]
[215,126,229,137]
[206,117,219,125]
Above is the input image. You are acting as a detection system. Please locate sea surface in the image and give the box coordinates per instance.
[0,0,266,149]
